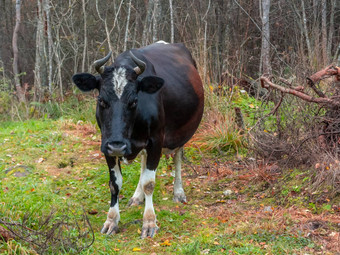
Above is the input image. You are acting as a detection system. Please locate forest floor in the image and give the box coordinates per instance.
[0,119,339,254]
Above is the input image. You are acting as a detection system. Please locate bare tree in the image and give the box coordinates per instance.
[123,0,132,51]
[169,0,174,43]
[44,0,53,94]
[327,0,336,61]
[321,0,328,65]
[12,0,25,102]
[81,0,88,72]
[301,0,312,62]
[152,0,161,42]
[142,0,153,45]
[259,0,272,75]
[34,0,48,99]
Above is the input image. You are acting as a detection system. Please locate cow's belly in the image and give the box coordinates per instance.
[163,104,203,149]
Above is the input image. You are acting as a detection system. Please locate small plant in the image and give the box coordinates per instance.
[0,208,94,254]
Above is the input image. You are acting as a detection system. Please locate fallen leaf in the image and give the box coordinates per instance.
[88,209,98,215]
[160,240,171,246]
[132,247,141,252]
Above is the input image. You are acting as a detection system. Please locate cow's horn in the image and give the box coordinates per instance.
[93,51,112,74]
[129,51,146,75]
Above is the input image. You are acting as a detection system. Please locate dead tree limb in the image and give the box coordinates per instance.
[307,64,340,84]
[260,76,340,108]
[306,65,340,97]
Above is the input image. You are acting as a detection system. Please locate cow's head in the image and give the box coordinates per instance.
[72,51,164,157]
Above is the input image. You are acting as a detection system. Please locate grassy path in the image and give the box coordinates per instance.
[0,120,339,254]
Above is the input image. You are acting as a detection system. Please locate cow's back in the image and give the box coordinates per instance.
[137,43,204,149]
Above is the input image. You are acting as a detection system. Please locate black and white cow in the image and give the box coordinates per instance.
[72,41,204,238]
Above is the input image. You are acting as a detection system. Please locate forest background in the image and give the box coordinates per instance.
[0,0,340,254]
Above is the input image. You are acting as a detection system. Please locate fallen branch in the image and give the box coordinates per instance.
[260,76,340,108]
[306,65,340,97]
[307,65,340,84]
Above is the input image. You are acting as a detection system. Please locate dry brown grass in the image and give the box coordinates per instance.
[191,109,245,155]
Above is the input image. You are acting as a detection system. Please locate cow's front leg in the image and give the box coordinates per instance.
[173,147,187,203]
[140,168,158,238]
[101,156,122,235]
[128,150,146,206]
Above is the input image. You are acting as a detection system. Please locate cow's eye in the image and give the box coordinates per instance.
[98,97,109,109]
[129,98,138,109]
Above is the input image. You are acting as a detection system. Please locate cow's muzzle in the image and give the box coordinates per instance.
[107,142,127,157]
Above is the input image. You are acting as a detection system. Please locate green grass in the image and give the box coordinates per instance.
[0,119,327,254]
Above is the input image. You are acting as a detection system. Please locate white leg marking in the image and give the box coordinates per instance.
[111,161,123,190]
[141,168,158,238]
[101,203,120,234]
[173,147,187,203]
[128,150,146,206]
[101,163,122,235]
[112,67,128,99]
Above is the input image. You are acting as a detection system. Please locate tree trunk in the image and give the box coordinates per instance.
[81,0,87,73]
[34,0,42,100]
[327,0,335,58]
[260,0,272,75]
[321,0,328,65]
[123,0,132,51]
[152,0,161,42]
[12,0,25,102]
[169,0,174,43]
[203,0,211,83]
[142,0,153,45]
[44,0,53,94]
[301,0,312,62]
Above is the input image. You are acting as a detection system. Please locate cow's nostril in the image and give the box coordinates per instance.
[107,143,127,156]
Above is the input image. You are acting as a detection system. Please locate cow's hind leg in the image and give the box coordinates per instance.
[101,156,122,235]
[128,150,146,206]
[173,147,187,203]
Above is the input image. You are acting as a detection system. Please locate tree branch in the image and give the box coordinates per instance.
[307,64,340,85]
[260,76,340,107]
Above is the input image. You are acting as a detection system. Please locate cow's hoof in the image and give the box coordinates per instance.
[128,197,144,207]
[101,222,119,235]
[173,193,187,203]
[141,223,159,239]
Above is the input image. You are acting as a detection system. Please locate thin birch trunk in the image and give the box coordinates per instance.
[54,20,64,100]
[152,0,160,42]
[142,0,153,45]
[169,0,174,43]
[44,0,53,93]
[260,0,272,75]
[123,0,132,51]
[95,0,115,55]
[12,0,25,102]
[321,0,327,65]
[203,0,211,83]
[301,0,312,62]
[34,0,42,99]
[327,0,335,58]
[81,0,87,72]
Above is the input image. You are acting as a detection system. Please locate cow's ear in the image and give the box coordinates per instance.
[72,73,100,92]
[138,76,164,94]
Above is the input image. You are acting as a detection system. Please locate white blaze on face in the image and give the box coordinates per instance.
[112,67,128,99]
